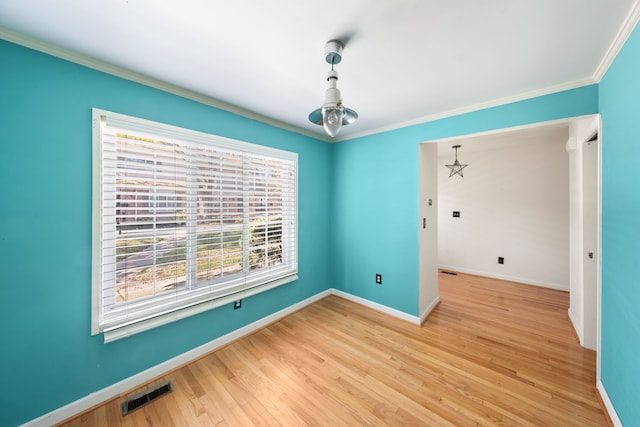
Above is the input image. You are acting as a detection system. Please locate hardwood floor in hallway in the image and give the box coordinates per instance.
[59,271,608,426]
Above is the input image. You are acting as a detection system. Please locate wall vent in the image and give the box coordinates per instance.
[121,381,173,416]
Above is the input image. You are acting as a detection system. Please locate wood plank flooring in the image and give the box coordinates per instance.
[59,272,607,426]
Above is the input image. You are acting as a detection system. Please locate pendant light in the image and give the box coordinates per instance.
[308,40,358,137]
[446,145,468,178]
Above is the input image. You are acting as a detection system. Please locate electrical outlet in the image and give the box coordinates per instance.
[453,211,460,218]
[234,300,242,310]
[376,274,382,284]
[498,257,504,264]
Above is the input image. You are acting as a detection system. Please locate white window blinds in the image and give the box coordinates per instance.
[92,109,297,340]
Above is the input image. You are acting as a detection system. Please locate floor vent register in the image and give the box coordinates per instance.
[121,381,173,416]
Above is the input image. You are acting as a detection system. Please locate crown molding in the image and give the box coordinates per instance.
[335,0,640,143]
[335,77,596,142]
[593,0,640,82]
[5,0,638,147]
[0,27,328,143]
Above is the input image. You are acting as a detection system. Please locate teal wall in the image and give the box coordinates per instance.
[1,34,613,426]
[0,40,333,427]
[599,21,640,425]
[332,85,598,315]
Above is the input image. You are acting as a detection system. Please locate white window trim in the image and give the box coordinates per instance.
[92,109,298,342]
[103,274,297,343]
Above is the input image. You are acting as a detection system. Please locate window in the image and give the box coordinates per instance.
[92,109,297,341]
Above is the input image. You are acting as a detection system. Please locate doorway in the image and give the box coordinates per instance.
[419,115,602,353]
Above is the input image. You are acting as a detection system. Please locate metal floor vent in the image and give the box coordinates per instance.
[121,381,173,416]
[441,271,458,275]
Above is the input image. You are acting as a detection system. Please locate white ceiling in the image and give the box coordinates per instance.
[0,0,636,141]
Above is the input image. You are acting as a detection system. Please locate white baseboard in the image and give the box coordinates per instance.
[25,285,620,427]
[597,379,623,427]
[331,289,422,324]
[22,288,423,426]
[439,265,569,291]
[23,289,332,427]
[420,296,441,324]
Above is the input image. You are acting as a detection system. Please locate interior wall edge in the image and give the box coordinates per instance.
[419,296,441,325]
[567,307,585,347]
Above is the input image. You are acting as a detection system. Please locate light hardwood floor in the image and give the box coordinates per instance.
[59,272,608,426]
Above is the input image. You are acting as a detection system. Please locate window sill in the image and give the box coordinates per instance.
[103,274,298,343]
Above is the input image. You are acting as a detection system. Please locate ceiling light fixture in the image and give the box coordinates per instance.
[446,145,468,178]
[308,40,358,137]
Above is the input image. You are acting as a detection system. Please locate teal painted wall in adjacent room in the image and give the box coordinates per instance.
[599,21,640,426]
[0,40,332,427]
[331,85,598,316]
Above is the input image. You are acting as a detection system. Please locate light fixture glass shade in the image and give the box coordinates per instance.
[308,42,358,137]
[322,106,345,137]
